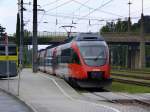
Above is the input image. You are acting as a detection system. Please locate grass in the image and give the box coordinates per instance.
[111,70,150,77]
[24,64,32,68]
[111,67,150,74]
[107,82,150,93]
[112,75,150,83]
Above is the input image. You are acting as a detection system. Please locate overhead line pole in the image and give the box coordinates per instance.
[16,0,23,96]
[128,0,132,34]
[33,0,38,72]
[20,0,24,69]
[139,0,145,69]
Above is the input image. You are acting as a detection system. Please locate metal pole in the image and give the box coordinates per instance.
[20,0,24,70]
[139,0,145,68]
[128,0,132,34]
[33,0,38,72]
[17,0,23,96]
[142,0,143,14]
[17,66,21,96]
[6,48,10,91]
[5,34,10,91]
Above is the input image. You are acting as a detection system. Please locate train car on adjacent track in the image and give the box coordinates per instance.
[38,49,46,72]
[38,33,112,88]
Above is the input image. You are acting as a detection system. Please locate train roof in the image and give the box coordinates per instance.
[44,32,105,50]
[38,49,45,52]
[46,44,59,49]
[76,32,104,41]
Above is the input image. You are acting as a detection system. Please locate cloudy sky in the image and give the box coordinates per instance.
[0,0,150,35]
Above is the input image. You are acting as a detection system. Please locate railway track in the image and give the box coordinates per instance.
[112,73,150,80]
[111,70,150,74]
[118,93,150,107]
[80,90,150,109]
[111,73,150,87]
[112,77,150,87]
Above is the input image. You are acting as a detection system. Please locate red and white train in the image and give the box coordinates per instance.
[38,33,112,88]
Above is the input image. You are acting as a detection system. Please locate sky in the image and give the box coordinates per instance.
[0,0,150,35]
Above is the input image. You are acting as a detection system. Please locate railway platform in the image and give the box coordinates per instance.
[0,89,32,112]
[0,69,149,112]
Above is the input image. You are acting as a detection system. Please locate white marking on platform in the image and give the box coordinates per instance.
[82,93,106,101]
[38,73,121,112]
[94,92,132,100]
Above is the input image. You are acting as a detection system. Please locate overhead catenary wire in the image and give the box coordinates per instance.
[71,0,114,25]
[46,0,74,12]
[79,0,114,19]
[38,12,46,26]
[38,21,105,26]
[45,0,124,18]
[71,0,91,14]
[24,8,141,24]
[43,13,140,22]
[42,0,62,7]
[44,12,124,22]
[23,0,146,33]
[44,13,110,21]
[25,0,124,21]
[23,10,140,29]
[43,0,124,25]
[41,0,149,22]
[70,0,124,19]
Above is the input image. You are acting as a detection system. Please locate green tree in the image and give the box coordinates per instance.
[24,29,31,38]
[100,16,150,34]
[101,22,115,33]
[0,24,6,37]
[101,19,128,33]
[131,23,140,32]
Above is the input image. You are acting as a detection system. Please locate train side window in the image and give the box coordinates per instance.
[72,52,80,65]
[57,55,61,64]
[47,49,52,57]
[61,48,72,56]
[61,48,72,63]
[45,57,52,66]
[0,46,5,55]
[9,46,17,55]
[45,50,52,66]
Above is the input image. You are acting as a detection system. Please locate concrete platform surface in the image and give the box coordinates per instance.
[0,90,32,112]
[0,69,149,112]
[0,69,120,112]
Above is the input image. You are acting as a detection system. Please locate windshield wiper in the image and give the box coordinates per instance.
[94,52,104,61]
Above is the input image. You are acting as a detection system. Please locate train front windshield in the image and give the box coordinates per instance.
[79,45,106,66]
